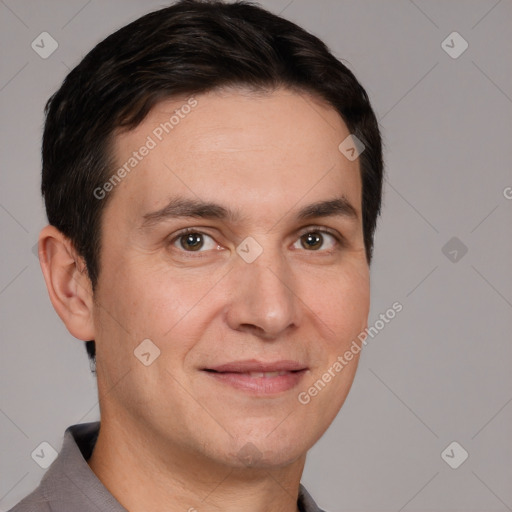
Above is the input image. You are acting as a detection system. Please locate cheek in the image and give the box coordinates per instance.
[99,255,191,338]
[307,263,370,343]
[296,267,368,431]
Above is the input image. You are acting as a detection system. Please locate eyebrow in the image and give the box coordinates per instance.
[140,196,358,230]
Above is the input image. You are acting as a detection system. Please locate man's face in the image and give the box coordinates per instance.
[92,88,370,468]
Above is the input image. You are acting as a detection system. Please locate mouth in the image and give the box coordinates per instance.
[202,360,308,395]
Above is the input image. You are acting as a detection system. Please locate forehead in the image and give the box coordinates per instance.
[105,88,362,227]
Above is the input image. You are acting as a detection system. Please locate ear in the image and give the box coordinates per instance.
[38,225,95,341]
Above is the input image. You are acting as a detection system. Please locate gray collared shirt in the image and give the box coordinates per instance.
[9,422,325,512]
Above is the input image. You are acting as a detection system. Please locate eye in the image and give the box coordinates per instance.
[171,229,219,252]
[292,229,340,251]
[169,227,342,255]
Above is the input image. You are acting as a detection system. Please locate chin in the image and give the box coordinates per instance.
[217,426,314,470]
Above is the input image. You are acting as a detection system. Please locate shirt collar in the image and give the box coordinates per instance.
[39,422,127,512]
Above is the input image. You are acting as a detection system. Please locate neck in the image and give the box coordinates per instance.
[88,413,305,512]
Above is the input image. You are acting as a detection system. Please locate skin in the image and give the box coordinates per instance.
[39,87,370,512]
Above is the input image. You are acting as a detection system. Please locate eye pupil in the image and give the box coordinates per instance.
[302,232,323,250]
[181,232,203,251]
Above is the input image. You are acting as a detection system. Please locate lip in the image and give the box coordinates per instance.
[203,359,308,395]
[207,359,306,373]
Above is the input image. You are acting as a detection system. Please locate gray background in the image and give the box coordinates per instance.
[1,1,511,511]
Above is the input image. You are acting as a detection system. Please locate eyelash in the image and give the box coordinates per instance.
[168,226,345,256]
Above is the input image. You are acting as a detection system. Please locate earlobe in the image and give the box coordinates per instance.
[38,225,96,341]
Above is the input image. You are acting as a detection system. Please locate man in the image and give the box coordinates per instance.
[11,0,383,510]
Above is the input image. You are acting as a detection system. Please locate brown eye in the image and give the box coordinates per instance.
[293,229,339,252]
[301,232,323,250]
[180,232,204,251]
[170,230,218,253]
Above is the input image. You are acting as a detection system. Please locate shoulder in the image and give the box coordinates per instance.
[8,422,102,512]
[7,488,51,512]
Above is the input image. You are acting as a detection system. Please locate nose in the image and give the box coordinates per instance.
[224,244,299,340]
